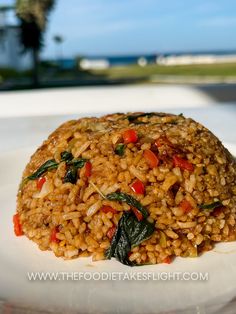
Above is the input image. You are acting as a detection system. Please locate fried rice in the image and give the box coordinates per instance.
[15,112,236,265]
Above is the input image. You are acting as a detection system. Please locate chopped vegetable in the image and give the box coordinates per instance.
[50,227,59,243]
[33,179,52,199]
[131,207,143,221]
[64,158,88,184]
[143,149,159,168]
[69,158,88,168]
[212,206,224,217]
[130,179,145,195]
[163,256,172,264]
[173,155,194,172]
[101,205,117,214]
[122,129,138,144]
[84,161,92,177]
[199,201,222,210]
[13,213,23,236]
[114,143,125,156]
[64,166,78,184]
[107,226,116,239]
[27,159,58,180]
[22,152,86,187]
[36,177,46,190]
[180,199,192,213]
[60,151,73,162]
[105,212,155,265]
[106,192,148,219]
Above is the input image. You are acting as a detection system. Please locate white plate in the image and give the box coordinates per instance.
[0,144,236,314]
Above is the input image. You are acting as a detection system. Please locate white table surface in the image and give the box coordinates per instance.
[0,85,213,118]
[0,104,235,154]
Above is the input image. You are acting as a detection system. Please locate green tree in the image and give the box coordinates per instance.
[53,34,64,61]
[15,0,55,86]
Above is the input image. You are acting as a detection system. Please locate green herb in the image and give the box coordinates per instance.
[69,158,87,168]
[27,159,59,180]
[63,158,87,184]
[106,192,148,218]
[199,201,222,210]
[63,165,78,184]
[105,212,155,266]
[114,143,125,156]
[60,151,73,162]
[21,151,88,188]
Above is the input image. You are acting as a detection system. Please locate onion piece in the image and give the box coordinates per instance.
[33,180,52,199]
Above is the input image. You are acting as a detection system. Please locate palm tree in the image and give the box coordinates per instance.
[53,34,64,61]
[15,0,55,87]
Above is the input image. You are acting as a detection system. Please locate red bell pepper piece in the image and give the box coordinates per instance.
[107,226,116,239]
[84,161,92,177]
[130,179,145,195]
[36,177,46,190]
[101,205,117,214]
[180,199,193,214]
[50,227,59,243]
[143,149,159,168]
[13,213,23,236]
[132,207,143,222]
[173,155,194,172]
[122,129,138,144]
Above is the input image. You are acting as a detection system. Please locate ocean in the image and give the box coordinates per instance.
[57,50,236,69]
[86,50,236,66]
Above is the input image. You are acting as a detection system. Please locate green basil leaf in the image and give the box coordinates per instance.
[23,151,88,187]
[27,159,58,180]
[114,144,125,156]
[123,214,155,247]
[60,151,73,162]
[63,165,78,184]
[69,158,87,168]
[108,218,131,265]
[106,192,148,219]
[199,201,222,210]
[105,212,155,266]
[63,158,88,184]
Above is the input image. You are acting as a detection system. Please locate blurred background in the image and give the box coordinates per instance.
[0,0,236,102]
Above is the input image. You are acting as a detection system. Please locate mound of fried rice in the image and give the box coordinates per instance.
[16,112,236,264]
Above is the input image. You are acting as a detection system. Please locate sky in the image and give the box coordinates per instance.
[1,0,236,58]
